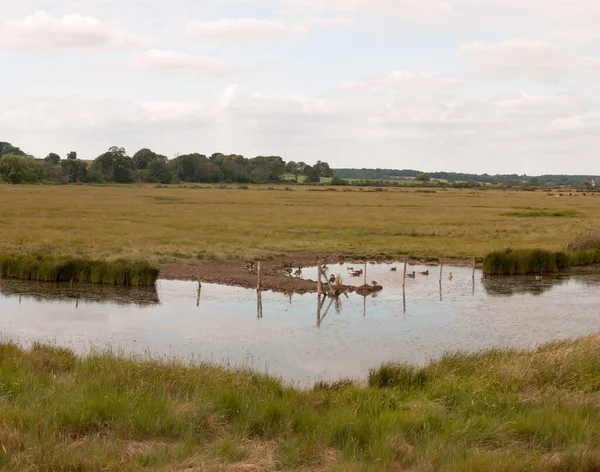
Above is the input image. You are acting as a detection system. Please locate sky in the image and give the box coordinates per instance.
[1,0,600,175]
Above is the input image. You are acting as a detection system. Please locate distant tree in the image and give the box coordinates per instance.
[0,142,26,156]
[147,160,173,184]
[313,160,333,178]
[132,148,167,170]
[45,152,61,165]
[67,151,77,160]
[415,173,431,182]
[61,159,88,183]
[0,154,44,183]
[305,166,321,183]
[169,154,222,183]
[91,146,134,183]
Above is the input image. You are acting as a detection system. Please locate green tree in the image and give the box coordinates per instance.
[313,160,333,178]
[305,166,321,183]
[45,153,61,165]
[61,159,88,183]
[67,151,77,160]
[91,146,134,183]
[147,160,173,184]
[415,173,431,182]
[0,142,26,156]
[132,148,167,170]
[0,154,44,183]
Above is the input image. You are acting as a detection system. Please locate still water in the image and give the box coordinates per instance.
[1,263,599,385]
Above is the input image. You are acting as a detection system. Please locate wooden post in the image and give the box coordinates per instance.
[439,261,444,284]
[402,259,408,288]
[257,261,262,290]
[364,262,367,287]
[472,259,476,280]
[317,265,322,299]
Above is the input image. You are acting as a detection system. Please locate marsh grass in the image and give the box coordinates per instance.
[0,254,158,286]
[502,208,579,218]
[2,336,600,471]
[3,185,600,263]
[484,248,600,275]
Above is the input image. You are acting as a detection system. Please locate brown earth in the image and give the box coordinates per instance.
[160,252,475,294]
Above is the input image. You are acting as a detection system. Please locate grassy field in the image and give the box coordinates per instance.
[0,184,599,264]
[1,336,599,471]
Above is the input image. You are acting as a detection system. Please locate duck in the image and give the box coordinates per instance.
[419,270,429,276]
[390,267,397,272]
[406,271,416,279]
[294,267,303,277]
[448,272,453,280]
[350,269,362,277]
[371,280,379,286]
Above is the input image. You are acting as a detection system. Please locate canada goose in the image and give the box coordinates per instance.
[371,280,379,286]
[329,274,336,284]
[294,267,303,277]
[244,262,255,272]
[406,271,416,279]
[390,267,397,272]
[448,272,453,280]
[419,270,429,276]
[350,270,362,277]
[347,267,354,272]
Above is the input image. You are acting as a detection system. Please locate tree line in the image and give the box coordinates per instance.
[0,142,334,184]
[334,168,599,188]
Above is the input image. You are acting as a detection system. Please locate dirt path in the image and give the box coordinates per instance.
[160,252,475,294]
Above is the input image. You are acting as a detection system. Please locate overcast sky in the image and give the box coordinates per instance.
[1,0,599,174]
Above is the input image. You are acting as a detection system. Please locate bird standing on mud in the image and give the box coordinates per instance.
[294,267,303,277]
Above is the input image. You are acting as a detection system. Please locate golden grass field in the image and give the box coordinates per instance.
[1,184,598,264]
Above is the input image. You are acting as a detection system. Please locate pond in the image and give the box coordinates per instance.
[1,263,599,385]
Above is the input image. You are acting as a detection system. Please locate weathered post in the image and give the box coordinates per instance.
[257,261,262,290]
[257,289,263,319]
[403,259,408,288]
[472,259,476,280]
[317,264,322,299]
[364,262,367,287]
[439,261,444,284]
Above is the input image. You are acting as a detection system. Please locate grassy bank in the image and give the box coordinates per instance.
[0,254,158,286]
[1,185,600,263]
[2,336,600,471]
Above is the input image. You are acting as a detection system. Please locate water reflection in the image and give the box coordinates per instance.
[1,263,600,384]
[0,279,159,306]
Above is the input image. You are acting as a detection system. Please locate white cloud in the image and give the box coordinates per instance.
[285,0,452,19]
[186,18,306,43]
[132,49,242,77]
[458,39,600,82]
[341,70,462,93]
[300,16,356,27]
[0,10,151,52]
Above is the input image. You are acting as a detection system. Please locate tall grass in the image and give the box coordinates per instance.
[2,335,600,470]
[484,247,600,275]
[0,254,159,286]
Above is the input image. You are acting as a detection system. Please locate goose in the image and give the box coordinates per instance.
[419,270,429,276]
[406,271,416,279]
[244,262,255,272]
[371,280,379,286]
[448,272,453,280]
[294,267,303,277]
[329,274,336,284]
[350,270,362,277]
[390,267,397,272]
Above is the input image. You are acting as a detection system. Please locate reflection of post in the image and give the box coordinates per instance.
[317,265,322,299]
[472,259,476,280]
[364,262,367,286]
[196,267,202,307]
[440,281,443,302]
[363,295,366,317]
[257,289,263,319]
[403,286,406,313]
[76,298,79,309]
[403,259,407,288]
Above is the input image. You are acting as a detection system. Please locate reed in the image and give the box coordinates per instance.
[0,254,159,286]
[484,247,600,275]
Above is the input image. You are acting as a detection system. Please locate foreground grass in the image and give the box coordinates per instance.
[1,337,600,471]
[1,185,600,264]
